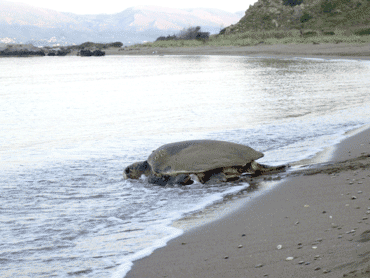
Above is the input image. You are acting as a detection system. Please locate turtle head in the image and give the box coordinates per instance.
[123,161,151,179]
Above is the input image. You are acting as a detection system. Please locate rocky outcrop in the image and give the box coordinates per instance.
[0,44,45,57]
[79,49,105,57]
[46,49,70,56]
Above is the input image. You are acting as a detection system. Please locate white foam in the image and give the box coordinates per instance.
[112,225,183,278]
[111,183,249,278]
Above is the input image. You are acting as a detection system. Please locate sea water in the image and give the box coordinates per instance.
[1,55,370,278]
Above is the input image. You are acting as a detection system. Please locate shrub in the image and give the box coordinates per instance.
[282,0,304,6]
[155,26,210,41]
[354,28,370,36]
[321,0,337,13]
[300,12,313,23]
[302,31,318,37]
[108,42,123,47]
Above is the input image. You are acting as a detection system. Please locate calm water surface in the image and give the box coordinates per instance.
[1,55,370,277]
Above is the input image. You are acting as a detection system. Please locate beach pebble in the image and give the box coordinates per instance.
[181,242,186,245]
[323,269,330,273]
[286,257,294,261]
[358,191,363,194]
[224,256,229,259]
[255,264,263,268]
[241,234,246,237]
[305,262,311,265]
[351,196,357,200]
[298,261,305,264]
[238,245,243,248]
[316,238,323,242]
[304,205,310,208]
[331,223,338,228]
[277,245,282,249]
[312,246,318,249]
[315,267,321,271]
[363,217,368,220]
[322,211,326,214]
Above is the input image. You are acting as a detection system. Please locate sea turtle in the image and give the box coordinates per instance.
[123,140,286,186]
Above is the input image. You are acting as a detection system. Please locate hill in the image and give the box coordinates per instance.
[0,1,243,46]
[222,0,370,36]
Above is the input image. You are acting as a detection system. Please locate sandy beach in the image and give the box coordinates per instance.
[105,43,370,60]
[125,126,370,277]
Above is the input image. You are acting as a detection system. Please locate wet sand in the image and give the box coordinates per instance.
[106,43,370,60]
[125,127,370,278]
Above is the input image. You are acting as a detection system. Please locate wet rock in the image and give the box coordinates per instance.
[255,264,263,268]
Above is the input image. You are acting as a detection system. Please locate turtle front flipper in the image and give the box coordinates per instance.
[148,174,193,186]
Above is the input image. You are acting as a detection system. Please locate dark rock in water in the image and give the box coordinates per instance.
[92,50,105,56]
[79,49,105,57]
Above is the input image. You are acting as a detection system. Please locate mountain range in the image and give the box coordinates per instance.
[0,1,243,46]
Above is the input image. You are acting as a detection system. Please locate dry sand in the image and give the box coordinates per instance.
[125,127,370,278]
[105,43,370,60]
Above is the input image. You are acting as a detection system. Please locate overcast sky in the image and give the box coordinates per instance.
[8,0,258,14]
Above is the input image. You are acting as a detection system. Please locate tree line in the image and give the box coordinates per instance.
[156,26,210,41]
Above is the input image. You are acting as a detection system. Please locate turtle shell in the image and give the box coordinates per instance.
[147,140,264,176]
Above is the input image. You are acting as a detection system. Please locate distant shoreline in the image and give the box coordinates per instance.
[1,42,369,60]
[107,43,370,60]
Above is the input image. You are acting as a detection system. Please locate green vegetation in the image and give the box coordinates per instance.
[67,41,123,50]
[133,0,370,48]
[156,26,210,42]
[134,28,370,49]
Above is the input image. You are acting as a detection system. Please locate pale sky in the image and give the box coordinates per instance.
[8,0,258,14]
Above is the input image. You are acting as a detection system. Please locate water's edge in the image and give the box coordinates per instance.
[119,123,369,277]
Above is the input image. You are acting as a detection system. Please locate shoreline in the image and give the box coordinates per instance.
[106,43,370,60]
[125,126,370,277]
[2,42,370,60]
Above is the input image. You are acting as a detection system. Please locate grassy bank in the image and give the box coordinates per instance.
[133,28,370,48]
